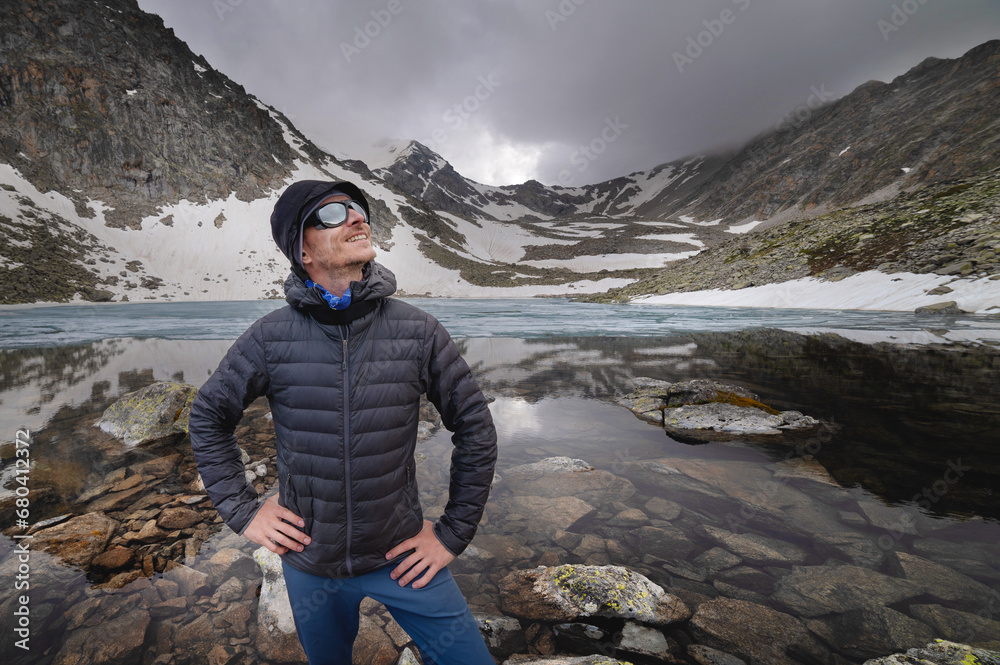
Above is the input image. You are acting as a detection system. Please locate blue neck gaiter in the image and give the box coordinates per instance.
[305,279,352,310]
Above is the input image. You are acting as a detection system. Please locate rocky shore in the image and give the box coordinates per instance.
[3,378,1000,664]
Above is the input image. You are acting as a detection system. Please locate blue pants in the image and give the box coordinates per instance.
[281,560,495,665]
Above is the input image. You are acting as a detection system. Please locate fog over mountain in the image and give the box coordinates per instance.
[135,0,1000,186]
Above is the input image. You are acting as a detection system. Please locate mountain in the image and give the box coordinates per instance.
[0,0,997,308]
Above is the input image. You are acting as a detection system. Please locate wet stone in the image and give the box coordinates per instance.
[688,644,748,665]
[498,564,691,626]
[862,641,1000,665]
[689,597,826,665]
[701,525,809,566]
[772,564,922,617]
[693,547,742,574]
[806,604,935,660]
[32,512,119,568]
[909,604,1000,646]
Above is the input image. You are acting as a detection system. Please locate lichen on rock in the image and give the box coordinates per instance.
[96,380,198,446]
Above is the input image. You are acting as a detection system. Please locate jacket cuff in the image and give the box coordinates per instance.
[234,498,263,536]
[433,521,468,557]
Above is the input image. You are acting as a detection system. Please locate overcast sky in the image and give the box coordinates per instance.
[136,0,1000,187]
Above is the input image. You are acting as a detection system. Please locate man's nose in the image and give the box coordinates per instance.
[345,207,366,225]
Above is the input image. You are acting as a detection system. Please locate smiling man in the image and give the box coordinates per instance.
[189,179,498,664]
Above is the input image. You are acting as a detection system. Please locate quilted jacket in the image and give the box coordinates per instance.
[189,181,497,578]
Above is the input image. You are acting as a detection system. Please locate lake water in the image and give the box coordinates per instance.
[1,299,999,664]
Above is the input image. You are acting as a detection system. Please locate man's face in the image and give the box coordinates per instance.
[301,194,376,277]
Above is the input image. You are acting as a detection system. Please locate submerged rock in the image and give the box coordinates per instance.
[862,640,1000,665]
[772,564,923,617]
[689,597,826,665]
[32,512,119,568]
[498,564,690,626]
[96,380,198,446]
[503,457,636,505]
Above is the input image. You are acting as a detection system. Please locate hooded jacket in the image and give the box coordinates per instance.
[189,181,497,578]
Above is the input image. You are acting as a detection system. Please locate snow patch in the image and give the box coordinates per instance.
[725,221,763,234]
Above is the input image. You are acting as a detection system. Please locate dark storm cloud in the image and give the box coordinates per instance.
[137,0,1000,186]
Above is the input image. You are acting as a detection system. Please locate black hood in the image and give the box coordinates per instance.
[270,179,372,279]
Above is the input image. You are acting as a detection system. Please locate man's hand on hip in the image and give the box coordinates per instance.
[242,494,310,555]
[385,520,455,589]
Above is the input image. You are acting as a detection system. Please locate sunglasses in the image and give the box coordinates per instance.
[309,199,368,229]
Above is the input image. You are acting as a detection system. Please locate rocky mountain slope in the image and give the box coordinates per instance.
[0,0,997,308]
[590,166,1000,307]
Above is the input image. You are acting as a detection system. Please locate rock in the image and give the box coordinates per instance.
[207,645,241,665]
[808,604,935,660]
[162,562,209,596]
[861,640,1000,665]
[892,552,996,610]
[915,301,967,315]
[150,596,189,618]
[354,614,398,665]
[172,613,217,660]
[689,597,825,665]
[397,647,421,665]
[503,495,596,532]
[469,534,533,564]
[607,508,648,527]
[90,546,136,571]
[501,657,633,665]
[498,564,690,626]
[207,547,259,582]
[856,498,919,535]
[131,519,169,543]
[86,485,147,513]
[96,380,198,446]
[688,644,748,665]
[476,614,527,657]
[701,525,809,566]
[52,610,151,665]
[664,402,786,438]
[253,547,307,663]
[502,457,636,505]
[213,577,244,603]
[644,497,683,520]
[619,621,671,658]
[909,604,1000,647]
[693,547,742,574]
[157,507,203,530]
[32,512,119,568]
[772,564,922,617]
[624,524,698,561]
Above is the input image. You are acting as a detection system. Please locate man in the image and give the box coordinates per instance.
[189,179,498,664]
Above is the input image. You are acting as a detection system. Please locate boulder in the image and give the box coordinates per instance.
[96,380,198,446]
[498,564,690,626]
[618,621,671,658]
[157,506,203,530]
[909,604,1000,647]
[52,609,151,665]
[915,301,967,315]
[32,512,119,568]
[253,547,308,663]
[862,640,1000,665]
[701,525,809,566]
[502,495,596,532]
[501,657,633,665]
[619,378,821,443]
[807,604,934,660]
[502,457,636,505]
[772,564,922,617]
[891,552,996,610]
[689,597,825,665]
[475,613,527,658]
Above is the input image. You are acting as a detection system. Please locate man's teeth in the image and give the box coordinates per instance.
[347,235,368,243]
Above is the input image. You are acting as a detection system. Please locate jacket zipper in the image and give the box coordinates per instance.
[342,330,353,575]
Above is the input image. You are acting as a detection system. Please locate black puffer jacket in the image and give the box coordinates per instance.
[189,185,497,579]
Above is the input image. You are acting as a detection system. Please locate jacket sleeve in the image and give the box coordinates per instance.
[189,324,270,536]
[421,315,498,557]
